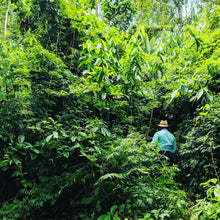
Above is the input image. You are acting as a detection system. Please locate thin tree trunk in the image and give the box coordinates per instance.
[96,0,100,17]
[184,0,188,17]
[146,96,154,137]
[4,0,11,39]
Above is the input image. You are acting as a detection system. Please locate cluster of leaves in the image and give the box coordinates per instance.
[0,36,71,143]
[177,100,220,194]
[101,0,136,30]
[173,6,220,195]
[0,117,189,219]
[191,179,220,219]
[94,133,189,220]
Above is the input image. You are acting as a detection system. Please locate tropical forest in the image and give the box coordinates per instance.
[0,0,220,219]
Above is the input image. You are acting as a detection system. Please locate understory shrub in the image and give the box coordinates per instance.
[0,119,190,219]
[178,99,220,194]
[93,133,190,220]
[191,178,220,220]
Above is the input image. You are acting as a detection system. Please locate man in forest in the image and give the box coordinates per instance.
[151,120,177,165]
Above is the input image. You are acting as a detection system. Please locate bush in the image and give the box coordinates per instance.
[94,133,189,219]
[178,100,220,194]
[191,178,220,220]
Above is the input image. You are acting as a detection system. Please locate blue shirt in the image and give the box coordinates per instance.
[151,128,177,153]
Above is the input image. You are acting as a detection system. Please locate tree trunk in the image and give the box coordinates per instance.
[4,0,11,39]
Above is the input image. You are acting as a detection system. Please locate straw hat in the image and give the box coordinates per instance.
[158,120,169,127]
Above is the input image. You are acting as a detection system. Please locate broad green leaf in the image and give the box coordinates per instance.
[32,147,40,154]
[196,89,204,100]
[63,152,70,158]
[18,134,25,143]
[97,215,110,220]
[104,75,111,85]
[86,54,97,64]
[87,42,91,50]
[0,92,6,100]
[199,112,208,116]
[30,154,37,160]
[160,54,166,63]
[180,85,188,95]
[140,25,146,38]
[94,58,102,66]
[96,43,102,50]
[170,89,180,103]
[46,134,53,143]
[53,131,59,139]
[133,37,137,44]
[36,122,41,130]
[206,93,213,103]
[144,213,151,218]
[101,93,107,100]
[110,205,118,213]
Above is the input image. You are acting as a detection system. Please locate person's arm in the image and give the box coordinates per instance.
[151,133,158,146]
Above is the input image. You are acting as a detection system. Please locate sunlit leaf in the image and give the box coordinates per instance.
[63,152,70,158]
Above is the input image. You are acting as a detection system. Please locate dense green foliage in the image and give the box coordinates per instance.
[0,0,219,219]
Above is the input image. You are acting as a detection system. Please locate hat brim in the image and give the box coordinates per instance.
[158,124,169,127]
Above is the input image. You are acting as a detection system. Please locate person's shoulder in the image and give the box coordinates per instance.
[156,129,164,135]
[167,130,175,138]
[153,130,161,137]
[163,129,174,135]
[153,131,159,135]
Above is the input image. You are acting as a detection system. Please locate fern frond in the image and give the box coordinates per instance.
[99,172,127,181]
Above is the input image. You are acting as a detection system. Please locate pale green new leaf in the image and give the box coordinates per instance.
[170,89,180,103]
[18,134,25,143]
